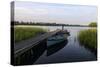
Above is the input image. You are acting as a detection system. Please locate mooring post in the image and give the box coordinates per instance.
[62,25,64,30]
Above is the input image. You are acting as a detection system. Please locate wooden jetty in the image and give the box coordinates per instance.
[13,29,68,65]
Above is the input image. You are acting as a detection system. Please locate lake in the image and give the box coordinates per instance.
[15,25,97,64]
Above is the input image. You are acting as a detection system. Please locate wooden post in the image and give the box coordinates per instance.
[62,25,64,30]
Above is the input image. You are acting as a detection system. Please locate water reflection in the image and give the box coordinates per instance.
[16,26,97,65]
[34,27,96,64]
[28,39,68,65]
[79,42,97,56]
[30,42,46,64]
[47,40,68,56]
[18,41,47,65]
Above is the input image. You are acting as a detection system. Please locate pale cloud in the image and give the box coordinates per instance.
[14,1,97,25]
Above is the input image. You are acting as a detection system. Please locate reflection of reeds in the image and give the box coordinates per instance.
[14,27,46,42]
[78,29,97,51]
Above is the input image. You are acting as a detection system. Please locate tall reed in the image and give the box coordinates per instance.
[14,27,46,42]
[78,29,97,50]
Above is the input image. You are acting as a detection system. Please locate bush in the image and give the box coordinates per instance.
[89,22,97,27]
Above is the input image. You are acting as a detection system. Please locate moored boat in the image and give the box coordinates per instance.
[47,30,70,46]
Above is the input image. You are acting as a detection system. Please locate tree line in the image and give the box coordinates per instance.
[11,21,97,27]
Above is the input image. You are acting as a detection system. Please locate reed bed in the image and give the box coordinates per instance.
[78,29,97,50]
[14,27,46,42]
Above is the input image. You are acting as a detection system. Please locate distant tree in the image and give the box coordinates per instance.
[89,22,97,27]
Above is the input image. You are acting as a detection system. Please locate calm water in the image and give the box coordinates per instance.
[16,26,97,64]
[33,26,96,64]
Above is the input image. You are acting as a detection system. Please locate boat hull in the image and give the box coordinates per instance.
[47,34,68,46]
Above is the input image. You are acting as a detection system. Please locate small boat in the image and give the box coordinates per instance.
[47,30,70,47]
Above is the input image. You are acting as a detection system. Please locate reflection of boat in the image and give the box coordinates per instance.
[47,40,68,56]
[47,30,70,47]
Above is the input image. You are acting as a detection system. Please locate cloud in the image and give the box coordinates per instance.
[14,2,97,25]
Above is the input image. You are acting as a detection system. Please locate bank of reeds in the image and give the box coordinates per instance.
[78,29,97,51]
[14,27,46,42]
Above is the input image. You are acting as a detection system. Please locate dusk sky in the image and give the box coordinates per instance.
[14,1,97,25]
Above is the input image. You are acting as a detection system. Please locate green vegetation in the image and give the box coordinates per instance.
[78,29,97,50]
[89,22,97,27]
[14,27,46,42]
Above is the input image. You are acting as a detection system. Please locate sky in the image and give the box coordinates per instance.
[14,1,97,25]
